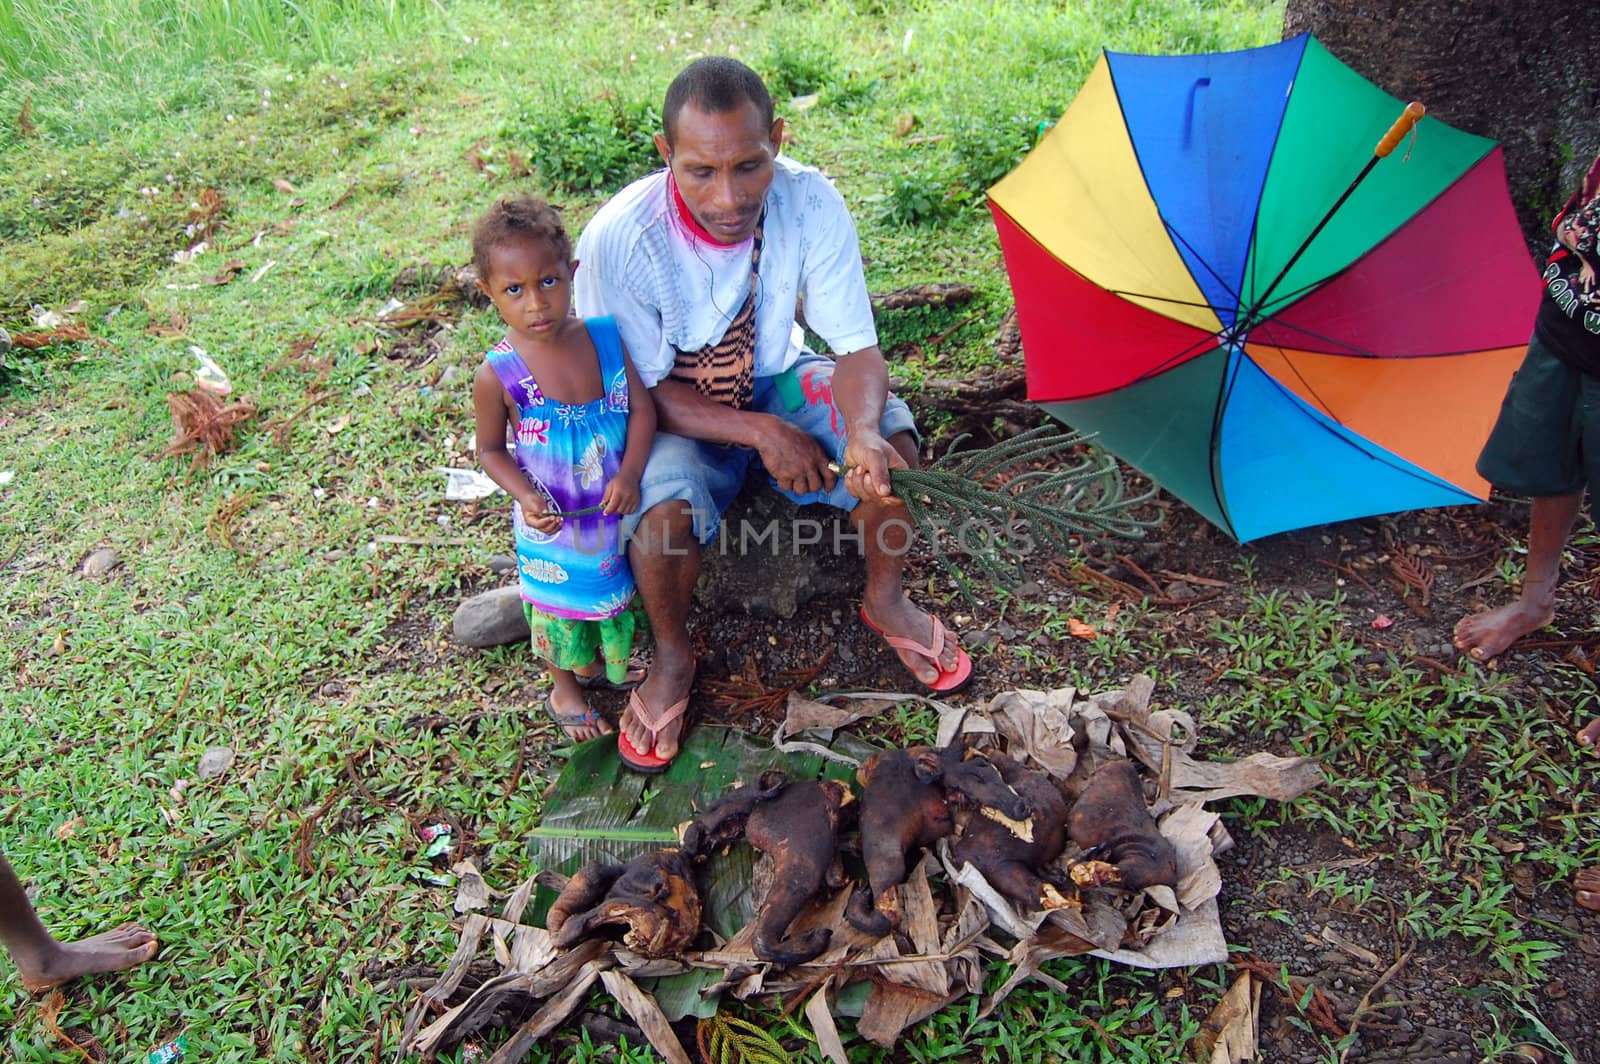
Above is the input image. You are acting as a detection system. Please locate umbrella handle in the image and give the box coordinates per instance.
[1374,101,1426,158]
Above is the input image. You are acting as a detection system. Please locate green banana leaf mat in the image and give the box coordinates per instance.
[525,725,884,1020]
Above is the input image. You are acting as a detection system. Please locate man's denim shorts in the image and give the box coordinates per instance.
[621,352,918,544]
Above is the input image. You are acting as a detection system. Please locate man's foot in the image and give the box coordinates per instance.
[544,687,613,742]
[1575,868,1600,913]
[1452,597,1556,662]
[618,654,694,768]
[860,597,971,692]
[15,924,158,993]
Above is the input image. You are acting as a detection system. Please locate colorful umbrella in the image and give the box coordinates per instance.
[988,33,1540,542]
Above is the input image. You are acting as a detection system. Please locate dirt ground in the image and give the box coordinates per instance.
[399,487,1600,1062]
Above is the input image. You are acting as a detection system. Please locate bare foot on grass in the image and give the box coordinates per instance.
[1452,598,1555,662]
[15,923,158,993]
[1575,868,1600,913]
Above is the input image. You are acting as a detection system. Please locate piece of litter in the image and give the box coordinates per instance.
[189,346,231,395]
[0,471,13,487]
[1068,618,1097,639]
[440,467,501,501]
[250,259,278,283]
[1371,614,1394,630]
[378,297,407,319]
[145,1035,189,1064]
[30,305,65,329]
[325,414,351,435]
[197,746,236,780]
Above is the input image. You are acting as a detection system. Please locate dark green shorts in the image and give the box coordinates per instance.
[1477,334,1600,521]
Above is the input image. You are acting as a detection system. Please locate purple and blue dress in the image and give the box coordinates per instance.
[485,316,639,680]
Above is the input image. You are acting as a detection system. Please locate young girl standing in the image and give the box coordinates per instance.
[471,196,656,742]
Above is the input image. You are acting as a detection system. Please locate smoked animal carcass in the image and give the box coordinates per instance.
[684,773,855,966]
[846,742,1030,935]
[948,750,1074,911]
[1066,759,1177,892]
[545,847,702,957]
[745,779,854,964]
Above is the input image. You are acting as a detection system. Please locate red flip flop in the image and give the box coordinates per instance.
[617,687,691,774]
[860,607,973,693]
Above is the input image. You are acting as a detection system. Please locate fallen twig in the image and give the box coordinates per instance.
[1338,948,1414,1063]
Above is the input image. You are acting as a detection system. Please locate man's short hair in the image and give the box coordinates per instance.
[662,57,774,145]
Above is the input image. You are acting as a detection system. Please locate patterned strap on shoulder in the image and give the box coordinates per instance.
[668,213,764,410]
[486,342,539,409]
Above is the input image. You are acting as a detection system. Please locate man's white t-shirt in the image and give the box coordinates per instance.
[573,155,878,388]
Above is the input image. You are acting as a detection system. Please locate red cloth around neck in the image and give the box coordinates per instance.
[668,171,743,247]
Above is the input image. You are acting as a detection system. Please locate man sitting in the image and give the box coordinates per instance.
[574,56,970,772]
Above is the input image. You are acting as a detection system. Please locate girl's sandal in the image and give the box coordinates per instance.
[544,693,612,742]
[574,662,648,691]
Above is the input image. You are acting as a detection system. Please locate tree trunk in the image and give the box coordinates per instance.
[1283,1,1600,256]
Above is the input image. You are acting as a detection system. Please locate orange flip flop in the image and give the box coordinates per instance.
[617,687,690,774]
[860,607,973,693]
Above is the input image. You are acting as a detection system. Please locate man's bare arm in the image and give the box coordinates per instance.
[831,345,906,499]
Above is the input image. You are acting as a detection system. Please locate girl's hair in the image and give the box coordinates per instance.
[471,196,572,278]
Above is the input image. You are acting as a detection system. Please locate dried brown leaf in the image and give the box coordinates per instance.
[272,178,297,194]
[599,970,693,1064]
[18,97,35,136]
[11,324,90,349]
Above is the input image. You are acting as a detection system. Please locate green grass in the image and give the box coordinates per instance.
[40,0,1600,1060]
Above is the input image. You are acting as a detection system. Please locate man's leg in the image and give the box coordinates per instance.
[854,430,961,684]
[1454,491,1584,661]
[621,499,701,761]
[0,852,157,993]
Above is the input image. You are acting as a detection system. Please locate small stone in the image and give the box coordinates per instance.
[488,553,517,574]
[439,365,462,387]
[451,585,531,647]
[1164,579,1197,601]
[836,643,855,664]
[967,629,1000,651]
[81,548,121,577]
[0,326,10,355]
[197,746,235,780]
[1541,978,1567,1000]
[319,680,349,698]
[323,549,347,562]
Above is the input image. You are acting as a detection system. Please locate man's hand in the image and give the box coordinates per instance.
[842,425,906,501]
[602,472,642,515]
[756,416,837,496]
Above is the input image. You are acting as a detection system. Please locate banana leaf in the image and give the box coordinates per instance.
[525,725,879,1020]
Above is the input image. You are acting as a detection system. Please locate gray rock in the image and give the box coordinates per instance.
[0,325,10,356]
[452,584,530,647]
[197,746,235,780]
[693,483,865,619]
[488,553,517,574]
[81,548,121,577]
[439,364,462,388]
